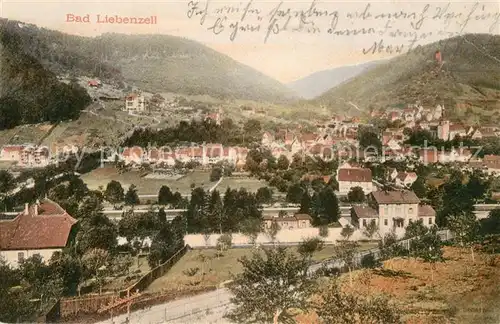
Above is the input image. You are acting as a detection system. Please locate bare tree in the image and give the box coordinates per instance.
[266,220,281,245]
[340,225,355,241]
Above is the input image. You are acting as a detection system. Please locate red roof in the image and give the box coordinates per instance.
[418,204,436,217]
[122,146,144,158]
[301,133,318,142]
[449,124,465,132]
[0,199,77,250]
[338,168,372,182]
[1,145,25,153]
[371,190,420,204]
[419,149,439,163]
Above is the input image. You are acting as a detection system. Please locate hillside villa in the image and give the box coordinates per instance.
[124,92,146,113]
[0,199,77,268]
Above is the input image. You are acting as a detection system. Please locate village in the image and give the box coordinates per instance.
[1,63,500,324]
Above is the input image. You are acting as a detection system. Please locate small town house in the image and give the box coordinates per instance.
[0,199,77,268]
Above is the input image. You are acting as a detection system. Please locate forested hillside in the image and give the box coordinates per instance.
[0,21,91,130]
[1,19,297,103]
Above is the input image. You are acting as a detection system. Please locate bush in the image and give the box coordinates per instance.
[360,253,382,269]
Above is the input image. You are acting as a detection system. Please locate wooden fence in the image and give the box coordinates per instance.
[60,292,117,318]
[39,245,189,321]
[119,244,190,298]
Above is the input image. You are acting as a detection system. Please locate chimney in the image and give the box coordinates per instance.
[25,203,29,215]
[34,199,40,216]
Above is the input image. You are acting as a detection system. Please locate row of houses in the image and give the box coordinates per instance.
[373,104,444,124]
[0,144,79,168]
[113,144,249,168]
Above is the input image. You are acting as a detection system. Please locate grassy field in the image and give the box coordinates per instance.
[146,243,377,294]
[296,246,500,324]
[216,177,267,193]
[81,167,214,195]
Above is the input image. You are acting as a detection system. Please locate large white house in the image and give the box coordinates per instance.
[124,93,146,112]
[337,167,373,195]
[0,199,77,268]
[351,190,436,232]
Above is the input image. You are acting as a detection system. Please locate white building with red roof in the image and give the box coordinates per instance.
[337,167,373,195]
[0,199,77,268]
[0,145,25,161]
[351,190,436,233]
[124,93,146,112]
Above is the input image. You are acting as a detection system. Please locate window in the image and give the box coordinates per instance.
[33,253,41,259]
[18,252,24,263]
[384,219,388,226]
[363,219,367,227]
[409,207,414,214]
[396,206,402,215]
[429,217,433,225]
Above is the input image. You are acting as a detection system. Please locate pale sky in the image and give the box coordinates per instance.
[2,0,499,82]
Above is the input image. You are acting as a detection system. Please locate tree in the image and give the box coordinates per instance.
[225,247,317,324]
[19,254,63,307]
[148,220,185,268]
[266,220,281,245]
[311,186,340,225]
[104,180,124,207]
[241,217,262,246]
[480,208,500,236]
[210,167,223,182]
[360,252,382,269]
[378,232,407,260]
[404,219,428,239]
[158,207,167,224]
[313,281,401,324]
[410,177,427,198]
[81,249,109,294]
[216,233,232,258]
[0,170,14,197]
[299,191,311,215]
[363,220,379,240]
[118,209,157,262]
[277,155,290,170]
[286,182,304,204]
[448,211,479,262]
[0,259,35,322]
[297,237,324,259]
[347,186,365,203]
[319,225,329,238]
[76,212,118,254]
[158,185,173,205]
[411,226,443,281]
[358,128,382,152]
[334,240,359,287]
[256,186,273,204]
[49,251,82,296]
[340,225,355,241]
[124,184,140,205]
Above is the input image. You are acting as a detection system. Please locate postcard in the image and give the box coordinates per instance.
[0,0,499,323]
